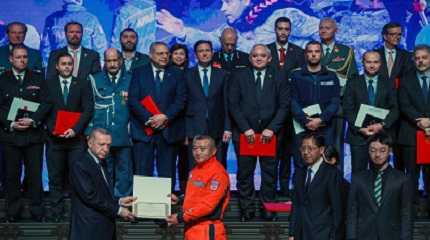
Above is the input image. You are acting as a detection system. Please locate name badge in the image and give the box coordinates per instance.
[320,81,334,86]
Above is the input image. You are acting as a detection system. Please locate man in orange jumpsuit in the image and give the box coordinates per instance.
[167,135,230,240]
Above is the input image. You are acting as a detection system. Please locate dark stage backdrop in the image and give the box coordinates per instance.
[0,0,429,189]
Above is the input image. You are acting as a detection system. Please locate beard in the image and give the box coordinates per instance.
[121,42,136,52]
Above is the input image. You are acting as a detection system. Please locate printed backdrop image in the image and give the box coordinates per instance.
[0,0,429,189]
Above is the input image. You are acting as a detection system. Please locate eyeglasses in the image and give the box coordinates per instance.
[300,146,319,153]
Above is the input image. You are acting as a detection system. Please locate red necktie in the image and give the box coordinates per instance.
[279,47,286,66]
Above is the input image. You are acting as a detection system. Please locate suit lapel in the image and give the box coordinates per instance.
[378,48,389,77]
[54,77,66,108]
[67,77,79,105]
[193,67,206,98]
[359,76,370,105]
[262,69,273,94]
[374,76,386,106]
[380,168,393,208]
[269,43,280,67]
[78,48,88,75]
[365,171,379,212]
[412,74,427,103]
[208,68,222,97]
[308,162,325,191]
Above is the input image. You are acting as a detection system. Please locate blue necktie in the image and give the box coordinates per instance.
[422,76,428,102]
[368,79,375,105]
[202,68,209,97]
[305,168,312,192]
[154,70,162,101]
[62,80,69,105]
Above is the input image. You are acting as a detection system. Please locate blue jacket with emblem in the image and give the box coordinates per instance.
[86,69,132,146]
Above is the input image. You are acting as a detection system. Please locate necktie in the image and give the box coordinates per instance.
[16,75,23,85]
[325,47,331,56]
[368,79,375,105]
[202,68,209,97]
[279,47,286,66]
[154,70,162,101]
[387,51,394,77]
[374,170,383,207]
[72,50,79,77]
[97,162,109,186]
[305,168,313,191]
[111,74,117,85]
[62,80,69,105]
[422,76,428,102]
[255,71,263,103]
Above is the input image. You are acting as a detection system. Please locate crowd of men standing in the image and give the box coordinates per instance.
[0,14,428,240]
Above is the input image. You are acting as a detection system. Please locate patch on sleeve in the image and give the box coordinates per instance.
[210,180,220,191]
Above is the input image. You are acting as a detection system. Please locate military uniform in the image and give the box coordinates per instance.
[0,69,47,220]
[86,69,133,197]
[212,50,249,74]
[0,45,43,75]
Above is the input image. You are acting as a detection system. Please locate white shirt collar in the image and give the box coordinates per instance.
[384,43,397,54]
[67,46,82,53]
[322,41,335,51]
[59,75,72,83]
[276,42,289,51]
[12,68,25,78]
[87,149,101,165]
[108,70,121,82]
[308,157,324,174]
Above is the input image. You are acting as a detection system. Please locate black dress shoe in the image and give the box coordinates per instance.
[240,212,255,222]
[32,215,45,222]
[47,216,62,223]
[261,210,277,221]
[6,216,18,223]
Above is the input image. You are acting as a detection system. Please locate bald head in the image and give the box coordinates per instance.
[104,48,122,75]
[220,27,238,53]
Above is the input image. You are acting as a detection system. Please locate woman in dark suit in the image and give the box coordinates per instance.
[169,44,189,193]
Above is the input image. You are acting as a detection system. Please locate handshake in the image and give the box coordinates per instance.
[118,196,138,221]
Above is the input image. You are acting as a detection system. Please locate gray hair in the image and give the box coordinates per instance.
[249,44,272,58]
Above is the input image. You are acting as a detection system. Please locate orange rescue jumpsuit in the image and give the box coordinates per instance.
[178,156,230,240]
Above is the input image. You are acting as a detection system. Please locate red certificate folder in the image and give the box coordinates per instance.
[263,201,292,213]
[53,110,81,136]
[139,96,162,136]
[417,131,430,164]
[239,134,277,157]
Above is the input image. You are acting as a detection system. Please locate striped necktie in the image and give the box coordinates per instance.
[374,170,383,207]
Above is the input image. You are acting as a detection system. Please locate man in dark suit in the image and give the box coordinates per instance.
[319,17,358,174]
[229,44,289,221]
[128,41,186,182]
[0,22,43,75]
[343,51,399,174]
[290,41,340,168]
[70,128,136,240]
[267,16,305,197]
[346,132,412,240]
[185,40,231,168]
[46,21,101,81]
[289,133,343,240]
[212,27,249,74]
[398,44,430,202]
[376,22,413,172]
[35,52,94,221]
[120,28,150,73]
[0,46,46,222]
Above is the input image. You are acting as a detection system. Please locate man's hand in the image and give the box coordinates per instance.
[367,123,384,134]
[244,129,255,144]
[305,117,322,131]
[359,127,373,136]
[417,118,430,130]
[222,131,232,143]
[169,193,179,205]
[11,121,30,131]
[288,237,294,240]
[156,9,185,37]
[17,118,34,127]
[60,128,76,138]
[261,129,274,144]
[119,207,135,221]
[166,213,179,226]
[119,196,137,207]
[425,128,430,137]
[150,114,168,129]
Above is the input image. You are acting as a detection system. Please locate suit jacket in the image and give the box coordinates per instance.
[34,75,94,146]
[376,46,412,85]
[185,66,231,139]
[0,69,47,145]
[228,66,289,141]
[46,46,101,81]
[343,74,399,145]
[86,69,132,146]
[69,151,119,240]
[212,49,249,73]
[267,42,305,77]
[0,45,43,75]
[398,70,430,146]
[125,51,150,73]
[290,162,343,240]
[128,64,186,143]
[346,167,412,240]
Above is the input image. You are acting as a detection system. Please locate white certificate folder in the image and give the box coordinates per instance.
[293,104,322,134]
[132,175,171,219]
[7,97,40,121]
[354,104,389,128]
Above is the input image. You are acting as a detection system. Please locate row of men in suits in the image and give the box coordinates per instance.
[290,131,411,240]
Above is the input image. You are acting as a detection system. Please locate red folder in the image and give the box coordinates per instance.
[263,201,292,213]
[417,131,430,164]
[53,110,81,136]
[239,134,277,157]
[139,96,162,135]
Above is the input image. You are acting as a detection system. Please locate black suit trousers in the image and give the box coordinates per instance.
[400,145,430,201]
[350,145,370,174]
[4,143,43,217]
[233,141,277,213]
[47,140,84,215]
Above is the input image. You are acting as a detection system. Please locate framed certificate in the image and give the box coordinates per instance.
[132,176,171,219]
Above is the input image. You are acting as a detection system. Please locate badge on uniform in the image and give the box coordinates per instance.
[210,180,219,191]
